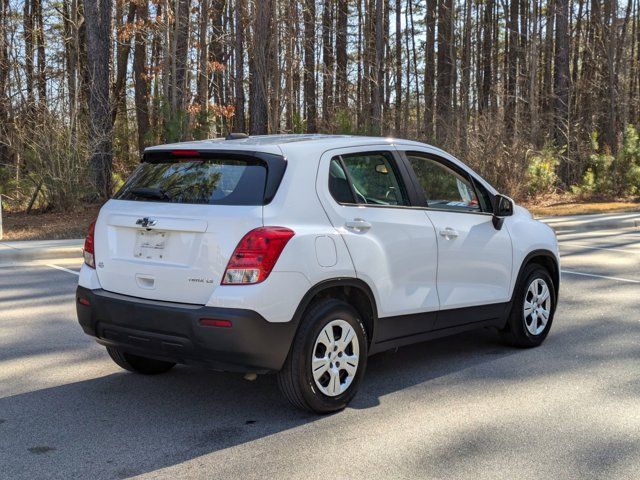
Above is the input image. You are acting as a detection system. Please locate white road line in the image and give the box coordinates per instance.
[561,269,640,284]
[559,242,638,254]
[45,263,80,276]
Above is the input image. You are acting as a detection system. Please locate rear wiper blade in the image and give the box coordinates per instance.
[130,187,171,200]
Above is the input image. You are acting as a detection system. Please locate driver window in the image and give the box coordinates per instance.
[407,155,481,212]
[337,152,408,206]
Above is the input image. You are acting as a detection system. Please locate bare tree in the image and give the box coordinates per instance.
[134,0,151,154]
[84,0,114,199]
[303,0,317,132]
[234,0,246,132]
[249,0,272,134]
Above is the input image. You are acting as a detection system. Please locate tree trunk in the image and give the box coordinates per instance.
[249,0,271,134]
[196,0,210,136]
[174,0,190,128]
[505,0,519,140]
[554,0,570,147]
[84,0,114,199]
[542,0,555,139]
[394,0,402,135]
[134,0,151,154]
[407,0,421,136]
[480,0,493,113]
[209,1,225,106]
[23,0,35,107]
[424,0,437,141]
[303,0,317,132]
[321,0,334,129]
[284,0,295,131]
[62,0,80,137]
[112,0,136,125]
[602,0,619,152]
[35,0,46,105]
[268,0,280,133]
[371,0,383,135]
[336,0,348,110]
[234,0,246,132]
[0,0,11,166]
[460,0,472,154]
[436,0,453,143]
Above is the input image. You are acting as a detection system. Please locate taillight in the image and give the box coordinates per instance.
[83,220,96,268]
[222,227,295,285]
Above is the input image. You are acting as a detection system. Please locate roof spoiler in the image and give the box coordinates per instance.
[225,132,249,140]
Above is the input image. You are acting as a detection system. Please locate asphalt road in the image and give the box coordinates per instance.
[1,228,639,479]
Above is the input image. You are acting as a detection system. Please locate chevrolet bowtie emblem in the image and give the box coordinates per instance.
[136,217,157,228]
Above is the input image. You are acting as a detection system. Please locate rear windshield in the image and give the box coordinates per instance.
[115,159,267,205]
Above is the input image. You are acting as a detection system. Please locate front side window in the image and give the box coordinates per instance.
[330,152,408,206]
[407,155,481,212]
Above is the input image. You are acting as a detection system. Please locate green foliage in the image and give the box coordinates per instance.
[571,132,614,197]
[193,109,216,140]
[0,166,12,197]
[526,145,561,197]
[291,112,306,134]
[570,126,640,198]
[111,171,127,194]
[614,124,640,195]
[160,102,189,143]
[334,109,353,135]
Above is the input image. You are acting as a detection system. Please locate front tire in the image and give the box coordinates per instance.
[501,264,556,348]
[106,347,176,375]
[277,299,368,414]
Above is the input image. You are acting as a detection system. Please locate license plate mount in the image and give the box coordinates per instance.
[134,230,167,260]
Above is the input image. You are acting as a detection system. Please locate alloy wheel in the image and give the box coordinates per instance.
[311,319,360,397]
[523,278,552,335]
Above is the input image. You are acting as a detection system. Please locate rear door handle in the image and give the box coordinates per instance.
[439,227,459,239]
[345,218,372,232]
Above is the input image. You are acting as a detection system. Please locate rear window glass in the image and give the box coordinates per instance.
[115,159,267,205]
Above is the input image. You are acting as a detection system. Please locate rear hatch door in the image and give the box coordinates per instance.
[94,150,285,304]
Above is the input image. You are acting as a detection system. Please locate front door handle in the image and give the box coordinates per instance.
[439,227,459,239]
[345,218,372,232]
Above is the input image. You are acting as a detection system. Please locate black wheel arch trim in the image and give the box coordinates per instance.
[290,277,379,345]
[513,249,560,306]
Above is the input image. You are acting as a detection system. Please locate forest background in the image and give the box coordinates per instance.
[1,0,640,216]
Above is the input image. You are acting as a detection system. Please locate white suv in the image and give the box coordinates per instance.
[76,134,559,413]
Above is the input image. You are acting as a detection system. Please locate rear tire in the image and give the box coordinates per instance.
[106,347,176,375]
[501,264,556,348]
[277,299,368,414]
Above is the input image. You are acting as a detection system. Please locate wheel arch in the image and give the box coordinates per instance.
[513,249,560,306]
[290,278,379,348]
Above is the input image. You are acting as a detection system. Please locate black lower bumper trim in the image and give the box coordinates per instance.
[76,287,297,372]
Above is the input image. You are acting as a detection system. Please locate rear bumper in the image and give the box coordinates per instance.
[76,287,298,372]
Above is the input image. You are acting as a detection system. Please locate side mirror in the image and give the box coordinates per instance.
[492,194,514,230]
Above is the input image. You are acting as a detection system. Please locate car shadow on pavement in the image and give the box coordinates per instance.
[0,327,520,479]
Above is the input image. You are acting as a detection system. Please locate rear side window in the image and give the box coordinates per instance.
[115,159,267,205]
[330,152,408,206]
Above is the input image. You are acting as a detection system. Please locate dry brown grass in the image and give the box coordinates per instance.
[525,201,640,217]
[1,205,101,241]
